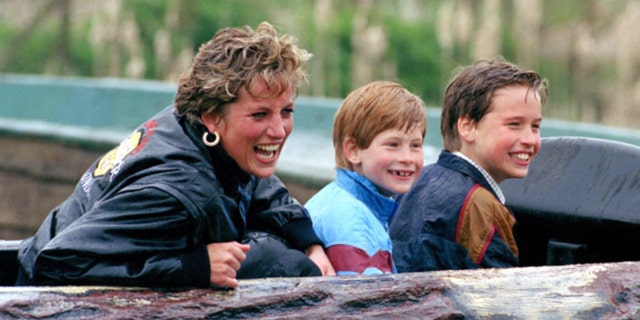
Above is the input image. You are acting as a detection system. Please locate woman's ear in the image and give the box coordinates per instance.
[201,113,221,133]
[457,115,476,143]
[343,136,362,166]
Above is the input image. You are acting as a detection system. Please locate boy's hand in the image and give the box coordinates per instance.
[306,244,336,276]
[207,241,251,288]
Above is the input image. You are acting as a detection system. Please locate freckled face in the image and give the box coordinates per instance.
[349,127,424,195]
[201,79,294,178]
[459,85,542,183]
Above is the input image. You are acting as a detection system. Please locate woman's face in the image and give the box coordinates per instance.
[202,78,294,178]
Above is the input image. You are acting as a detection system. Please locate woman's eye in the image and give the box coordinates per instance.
[252,112,267,119]
[282,108,294,116]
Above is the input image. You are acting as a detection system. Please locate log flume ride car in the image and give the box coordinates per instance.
[0,136,638,319]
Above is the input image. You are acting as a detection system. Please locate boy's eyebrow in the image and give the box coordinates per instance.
[501,114,542,122]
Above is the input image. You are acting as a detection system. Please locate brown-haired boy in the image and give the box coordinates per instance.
[390,59,549,271]
[305,81,427,275]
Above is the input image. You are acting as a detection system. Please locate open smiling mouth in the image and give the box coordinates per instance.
[511,153,530,161]
[390,170,413,177]
[255,144,279,160]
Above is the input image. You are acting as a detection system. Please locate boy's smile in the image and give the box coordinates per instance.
[349,127,424,196]
[458,85,542,184]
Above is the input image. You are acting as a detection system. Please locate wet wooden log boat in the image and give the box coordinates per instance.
[1,261,639,319]
[0,137,638,319]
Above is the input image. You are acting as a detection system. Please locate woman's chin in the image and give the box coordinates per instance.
[248,165,277,178]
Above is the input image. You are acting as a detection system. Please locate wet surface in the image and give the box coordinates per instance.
[1,262,639,319]
[502,137,640,266]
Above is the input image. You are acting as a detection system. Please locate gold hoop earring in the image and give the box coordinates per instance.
[202,132,220,147]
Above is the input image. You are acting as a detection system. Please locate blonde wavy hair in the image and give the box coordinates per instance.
[175,22,312,124]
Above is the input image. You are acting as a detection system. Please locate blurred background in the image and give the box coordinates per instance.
[1,0,639,130]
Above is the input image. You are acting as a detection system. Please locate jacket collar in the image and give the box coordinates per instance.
[452,151,505,204]
[181,115,252,192]
[336,168,397,226]
[438,150,503,202]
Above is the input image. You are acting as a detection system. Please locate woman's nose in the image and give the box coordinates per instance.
[268,116,287,138]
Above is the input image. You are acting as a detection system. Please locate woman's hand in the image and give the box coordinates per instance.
[206,241,251,288]
[305,244,336,276]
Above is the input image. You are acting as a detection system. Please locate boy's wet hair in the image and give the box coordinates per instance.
[333,81,427,170]
[441,58,549,151]
[175,21,312,125]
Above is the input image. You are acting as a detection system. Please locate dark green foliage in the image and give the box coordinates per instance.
[1,22,58,74]
[1,0,638,128]
[386,19,443,106]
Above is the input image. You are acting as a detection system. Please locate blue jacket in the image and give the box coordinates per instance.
[390,150,518,272]
[17,106,321,287]
[305,169,397,275]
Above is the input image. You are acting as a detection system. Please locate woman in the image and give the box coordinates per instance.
[16,22,335,289]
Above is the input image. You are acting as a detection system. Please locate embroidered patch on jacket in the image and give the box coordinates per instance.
[92,119,158,178]
[94,129,143,177]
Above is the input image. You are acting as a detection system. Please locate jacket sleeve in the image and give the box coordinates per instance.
[321,212,394,275]
[25,186,211,287]
[456,185,519,268]
[246,175,323,251]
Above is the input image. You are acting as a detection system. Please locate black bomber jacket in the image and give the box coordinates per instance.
[17,106,321,287]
